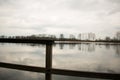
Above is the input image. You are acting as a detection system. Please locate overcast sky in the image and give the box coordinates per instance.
[0,0,120,38]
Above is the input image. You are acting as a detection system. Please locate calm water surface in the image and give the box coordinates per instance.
[0,42,120,80]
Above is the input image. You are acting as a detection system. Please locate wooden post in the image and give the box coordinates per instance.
[45,42,52,80]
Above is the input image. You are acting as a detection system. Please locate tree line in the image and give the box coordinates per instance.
[0,32,120,41]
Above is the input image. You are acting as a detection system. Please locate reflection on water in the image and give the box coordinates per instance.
[0,43,46,67]
[53,74,110,80]
[0,42,120,80]
[57,43,120,55]
[53,43,120,73]
[58,43,96,52]
[114,45,120,56]
[0,68,109,80]
[0,68,44,80]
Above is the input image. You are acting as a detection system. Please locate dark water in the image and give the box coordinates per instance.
[0,42,120,80]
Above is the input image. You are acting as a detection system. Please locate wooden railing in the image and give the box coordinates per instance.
[0,40,120,80]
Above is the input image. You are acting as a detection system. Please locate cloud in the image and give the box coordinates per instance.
[0,0,11,5]
[116,26,120,30]
[0,0,120,37]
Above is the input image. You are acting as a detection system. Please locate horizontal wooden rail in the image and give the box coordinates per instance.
[0,38,54,44]
[0,62,45,73]
[52,68,120,79]
[0,62,120,79]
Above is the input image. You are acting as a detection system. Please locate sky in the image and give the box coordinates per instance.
[0,0,120,38]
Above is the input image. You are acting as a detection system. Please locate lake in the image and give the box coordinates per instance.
[0,42,120,80]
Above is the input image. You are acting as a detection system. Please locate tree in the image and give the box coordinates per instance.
[105,36,111,41]
[0,35,5,38]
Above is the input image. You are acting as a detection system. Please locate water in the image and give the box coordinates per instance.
[0,42,120,80]
[53,43,120,73]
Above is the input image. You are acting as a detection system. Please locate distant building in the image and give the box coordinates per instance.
[69,34,75,39]
[60,34,64,39]
[88,33,96,41]
[80,33,95,41]
[116,32,120,40]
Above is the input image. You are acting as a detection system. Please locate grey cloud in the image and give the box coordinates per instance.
[0,0,10,5]
[107,0,120,15]
[0,0,120,36]
[109,0,120,3]
[9,26,46,31]
[62,0,102,11]
[0,0,16,6]
[108,9,120,15]
[116,26,120,30]
[64,0,120,15]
